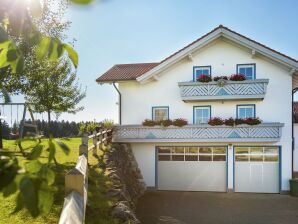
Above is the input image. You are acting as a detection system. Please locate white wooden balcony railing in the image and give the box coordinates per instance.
[178,79,269,102]
[114,123,283,143]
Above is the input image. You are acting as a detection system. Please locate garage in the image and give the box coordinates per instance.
[234,146,280,193]
[157,146,227,192]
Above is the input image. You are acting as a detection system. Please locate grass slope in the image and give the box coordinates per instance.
[0,138,119,224]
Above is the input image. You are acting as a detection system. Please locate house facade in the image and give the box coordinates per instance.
[97,25,298,193]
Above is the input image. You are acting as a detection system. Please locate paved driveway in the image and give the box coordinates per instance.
[136,191,298,224]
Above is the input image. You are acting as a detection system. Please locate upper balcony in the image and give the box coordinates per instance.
[113,123,283,143]
[178,79,269,102]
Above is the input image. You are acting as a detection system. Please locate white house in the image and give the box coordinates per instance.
[97,25,298,193]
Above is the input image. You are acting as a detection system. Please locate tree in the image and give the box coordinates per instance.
[25,59,86,136]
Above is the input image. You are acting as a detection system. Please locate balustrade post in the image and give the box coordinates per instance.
[92,130,97,156]
[79,132,88,156]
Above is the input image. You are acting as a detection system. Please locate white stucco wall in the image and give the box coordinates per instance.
[120,39,293,191]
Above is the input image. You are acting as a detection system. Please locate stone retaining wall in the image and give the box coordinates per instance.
[103,143,146,223]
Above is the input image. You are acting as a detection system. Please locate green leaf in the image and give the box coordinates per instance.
[63,44,78,68]
[19,177,39,217]
[13,193,24,214]
[70,0,94,4]
[0,157,18,190]
[36,36,51,59]
[40,166,55,185]
[48,38,60,61]
[0,40,11,50]
[29,145,43,160]
[38,190,54,214]
[25,160,42,173]
[3,180,17,197]
[0,48,9,68]
[15,57,24,74]
[48,139,56,163]
[7,49,18,61]
[56,140,70,155]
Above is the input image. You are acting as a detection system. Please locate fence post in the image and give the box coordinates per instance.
[92,130,97,156]
[79,132,88,156]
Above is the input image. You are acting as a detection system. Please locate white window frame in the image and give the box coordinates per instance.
[193,66,211,81]
[237,105,255,119]
[152,107,169,121]
[237,64,255,80]
[194,106,211,124]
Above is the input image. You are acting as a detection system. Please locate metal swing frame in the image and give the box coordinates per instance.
[0,102,41,140]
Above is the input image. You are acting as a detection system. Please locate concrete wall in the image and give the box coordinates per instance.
[120,39,293,191]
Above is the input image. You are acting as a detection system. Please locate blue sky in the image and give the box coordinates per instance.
[12,0,298,123]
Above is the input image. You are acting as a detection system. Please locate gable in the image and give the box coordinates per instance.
[96,25,298,84]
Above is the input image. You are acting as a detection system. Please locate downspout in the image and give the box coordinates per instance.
[292,88,298,178]
[113,82,122,125]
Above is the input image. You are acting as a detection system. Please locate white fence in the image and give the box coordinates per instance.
[59,129,113,224]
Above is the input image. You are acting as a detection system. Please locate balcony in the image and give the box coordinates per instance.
[178,79,269,102]
[113,123,284,143]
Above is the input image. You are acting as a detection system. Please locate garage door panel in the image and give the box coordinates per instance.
[184,162,226,192]
[235,163,251,192]
[157,146,227,192]
[234,146,279,193]
[158,161,185,191]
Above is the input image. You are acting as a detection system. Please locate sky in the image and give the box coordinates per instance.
[10,0,298,123]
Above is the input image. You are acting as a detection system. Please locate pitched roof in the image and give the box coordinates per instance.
[96,63,159,82]
[96,25,298,83]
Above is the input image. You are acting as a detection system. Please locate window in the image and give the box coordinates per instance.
[237,64,256,80]
[237,105,255,119]
[235,146,279,162]
[152,107,169,121]
[194,106,211,124]
[157,146,226,162]
[193,66,211,81]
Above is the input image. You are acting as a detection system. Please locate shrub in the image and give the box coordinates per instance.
[172,118,188,127]
[244,117,261,125]
[224,117,235,126]
[142,119,156,126]
[208,117,224,126]
[197,74,212,83]
[213,76,228,81]
[230,74,246,81]
[160,119,173,127]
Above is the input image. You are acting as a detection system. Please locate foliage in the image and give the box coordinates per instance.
[0,137,71,217]
[224,117,235,126]
[79,121,100,134]
[213,76,228,81]
[208,117,262,126]
[229,74,246,81]
[0,0,81,73]
[101,119,115,128]
[25,59,86,125]
[208,117,224,126]
[172,118,188,127]
[197,74,212,83]
[142,119,156,127]
[244,117,261,125]
[160,119,173,127]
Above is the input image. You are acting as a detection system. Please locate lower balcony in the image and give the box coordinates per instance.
[114,123,284,143]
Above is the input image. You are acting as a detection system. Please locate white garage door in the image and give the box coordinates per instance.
[234,146,280,193]
[157,146,227,192]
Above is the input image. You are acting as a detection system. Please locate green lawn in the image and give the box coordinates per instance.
[0,138,119,224]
